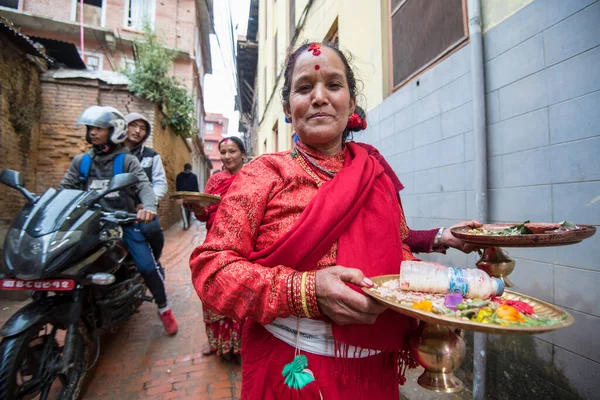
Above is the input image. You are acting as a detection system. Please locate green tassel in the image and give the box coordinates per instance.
[282,355,315,389]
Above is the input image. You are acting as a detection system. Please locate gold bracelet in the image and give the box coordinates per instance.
[300,271,311,318]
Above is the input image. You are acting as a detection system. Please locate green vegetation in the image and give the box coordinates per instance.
[125,26,197,137]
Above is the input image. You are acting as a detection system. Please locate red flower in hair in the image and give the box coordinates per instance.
[347,113,363,129]
[307,43,322,56]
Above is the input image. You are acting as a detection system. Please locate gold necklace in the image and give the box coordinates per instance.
[292,150,325,187]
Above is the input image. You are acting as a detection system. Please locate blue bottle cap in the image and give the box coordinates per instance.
[494,278,505,296]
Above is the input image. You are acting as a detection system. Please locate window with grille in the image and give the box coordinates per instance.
[82,52,102,71]
[121,57,136,72]
[126,0,155,31]
[390,0,467,89]
[205,122,214,133]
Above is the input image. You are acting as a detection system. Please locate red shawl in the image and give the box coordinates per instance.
[249,142,416,356]
[205,174,237,232]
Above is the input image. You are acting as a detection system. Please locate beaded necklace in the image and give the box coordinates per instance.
[292,145,337,178]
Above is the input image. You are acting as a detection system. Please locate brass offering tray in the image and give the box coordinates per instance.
[170,192,221,206]
[364,275,574,335]
[451,223,596,248]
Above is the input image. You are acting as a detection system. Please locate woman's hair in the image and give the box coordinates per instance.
[218,136,247,155]
[281,42,366,141]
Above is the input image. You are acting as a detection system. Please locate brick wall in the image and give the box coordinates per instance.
[150,108,193,228]
[22,0,72,20]
[0,35,42,277]
[36,75,192,229]
[363,1,600,398]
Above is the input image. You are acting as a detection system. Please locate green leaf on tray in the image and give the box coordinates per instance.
[499,220,533,235]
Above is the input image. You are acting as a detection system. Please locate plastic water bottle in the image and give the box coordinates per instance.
[398,260,504,299]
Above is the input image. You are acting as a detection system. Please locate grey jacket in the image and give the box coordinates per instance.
[59,145,158,213]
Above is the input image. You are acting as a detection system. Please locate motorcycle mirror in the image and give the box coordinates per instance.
[85,173,139,208]
[107,173,139,192]
[0,170,37,203]
[0,170,24,189]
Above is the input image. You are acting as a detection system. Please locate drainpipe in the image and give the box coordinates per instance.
[79,0,84,54]
[468,0,488,399]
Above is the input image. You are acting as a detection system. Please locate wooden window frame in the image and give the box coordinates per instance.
[388,0,469,92]
[123,0,156,31]
[71,0,107,27]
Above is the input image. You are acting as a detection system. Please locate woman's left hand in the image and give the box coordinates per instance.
[441,220,482,253]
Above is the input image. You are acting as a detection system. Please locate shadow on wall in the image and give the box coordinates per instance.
[456,332,580,399]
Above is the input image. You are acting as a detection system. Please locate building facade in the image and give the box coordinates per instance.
[252,0,600,398]
[204,113,229,172]
[0,0,214,185]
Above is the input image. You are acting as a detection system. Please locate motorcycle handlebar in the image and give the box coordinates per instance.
[101,211,138,224]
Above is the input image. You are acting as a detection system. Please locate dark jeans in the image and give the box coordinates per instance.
[122,223,167,307]
[139,217,164,262]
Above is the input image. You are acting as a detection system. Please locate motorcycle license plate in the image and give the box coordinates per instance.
[0,278,75,291]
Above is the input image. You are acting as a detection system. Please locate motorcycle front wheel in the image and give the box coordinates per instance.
[0,320,94,400]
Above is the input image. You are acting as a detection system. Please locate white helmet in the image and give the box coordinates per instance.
[77,106,128,145]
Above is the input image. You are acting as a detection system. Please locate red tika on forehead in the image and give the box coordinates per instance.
[307,43,321,56]
[314,65,320,70]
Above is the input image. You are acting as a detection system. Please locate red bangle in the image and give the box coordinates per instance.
[305,270,321,317]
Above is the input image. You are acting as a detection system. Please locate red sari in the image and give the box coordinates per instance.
[190,142,425,399]
[196,169,243,357]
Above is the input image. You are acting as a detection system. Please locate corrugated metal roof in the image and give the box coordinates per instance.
[29,37,86,69]
[0,16,52,63]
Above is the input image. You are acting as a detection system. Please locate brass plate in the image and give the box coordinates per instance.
[170,192,221,206]
[451,223,596,248]
[363,275,574,335]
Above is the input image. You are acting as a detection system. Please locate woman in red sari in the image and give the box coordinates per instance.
[186,136,247,361]
[190,43,478,399]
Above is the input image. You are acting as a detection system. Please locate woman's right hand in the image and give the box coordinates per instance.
[315,266,387,325]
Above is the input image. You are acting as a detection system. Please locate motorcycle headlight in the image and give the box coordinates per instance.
[5,230,83,279]
[21,231,82,260]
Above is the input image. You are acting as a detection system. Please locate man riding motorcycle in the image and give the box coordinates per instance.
[59,105,178,336]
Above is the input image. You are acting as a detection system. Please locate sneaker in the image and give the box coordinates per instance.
[158,308,178,336]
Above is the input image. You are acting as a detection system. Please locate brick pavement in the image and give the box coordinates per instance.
[84,219,242,400]
[0,219,242,400]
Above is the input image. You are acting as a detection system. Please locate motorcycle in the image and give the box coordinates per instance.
[0,170,152,399]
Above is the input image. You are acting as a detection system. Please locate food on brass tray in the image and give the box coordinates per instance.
[371,279,568,327]
[467,220,581,236]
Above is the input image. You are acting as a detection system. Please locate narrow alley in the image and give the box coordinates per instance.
[0,220,242,400]
[85,220,242,400]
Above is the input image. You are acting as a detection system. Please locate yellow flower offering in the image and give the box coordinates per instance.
[495,305,525,322]
[474,309,494,323]
[412,300,433,312]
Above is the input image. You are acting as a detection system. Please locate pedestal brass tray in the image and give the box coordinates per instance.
[170,192,221,206]
[450,223,596,248]
[363,275,574,335]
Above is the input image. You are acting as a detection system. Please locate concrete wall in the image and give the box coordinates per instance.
[256,0,386,154]
[362,0,600,398]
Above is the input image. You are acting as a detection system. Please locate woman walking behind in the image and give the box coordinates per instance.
[186,136,247,361]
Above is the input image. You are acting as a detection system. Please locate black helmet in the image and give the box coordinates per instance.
[77,106,127,145]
